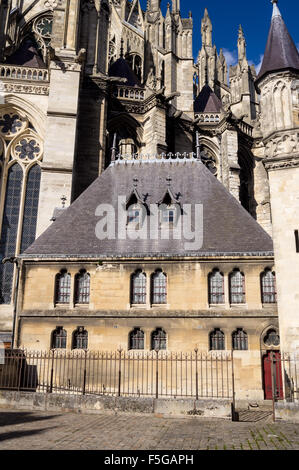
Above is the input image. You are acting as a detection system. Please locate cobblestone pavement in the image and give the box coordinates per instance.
[0,410,298,450]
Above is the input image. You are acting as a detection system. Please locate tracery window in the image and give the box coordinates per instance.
[208,269,225,305]
[0,110,42,305]
[261,269,277,304]
[74,270,90,305]
[151,270,167,305]
[210,329,225,351]
[263,329,280,348]
[232,329,248,351]
[131,270,146,305]
[129,328,144,350]
[72,327,88,350]
[32,15,53,62]
[229,269,246,304]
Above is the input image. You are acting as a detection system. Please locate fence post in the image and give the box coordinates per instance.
[155,349,159,399]
[49,350,54,394]
[118,348,122,397]
[194,348,199,401]
[82,351,87,396]
[231,350,237,422]
[271,351,276,423]
[17,350,24,392]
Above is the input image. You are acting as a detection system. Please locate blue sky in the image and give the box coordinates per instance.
[139,1,299,72]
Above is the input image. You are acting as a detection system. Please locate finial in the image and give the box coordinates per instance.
[61,195,67,208]
[133,177,139,188]
[271,0,281,18]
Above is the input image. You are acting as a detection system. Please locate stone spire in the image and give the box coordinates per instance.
[172,0,180,13]
[201,9,212,47]
[256,0,299,83]
[238,25,247,62]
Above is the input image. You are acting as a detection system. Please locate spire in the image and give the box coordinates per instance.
[201,9,212,47]
[238,25,247,62]
[271,0,281,18]
[256,0,299,83]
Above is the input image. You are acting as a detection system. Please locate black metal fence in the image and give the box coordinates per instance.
[0,349,233,399]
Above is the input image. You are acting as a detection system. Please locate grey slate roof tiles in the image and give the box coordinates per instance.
[23,161,273,259]
[257,9,299,83]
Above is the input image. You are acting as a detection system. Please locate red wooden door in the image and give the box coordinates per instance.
[263,351,284,400]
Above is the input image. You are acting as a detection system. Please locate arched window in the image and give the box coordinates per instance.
[232,329,248,351]
[131,270,146,305]
[229,269,245,304]
[261,269,277,304]
[20,164,41,253]
[55,270,71,305]
[74,270,90,304]
[151,328,167,350]
[72,326,88,350]
[151,270,167,305]
[129,328,144,350]
[51,326,67,349]
[210,329,225,351]
[0,110,42,305]
[263,328,280,348]
[208,269,224,304]
[0,163,23,304]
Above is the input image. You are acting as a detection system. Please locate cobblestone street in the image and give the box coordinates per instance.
[0,410,298,450]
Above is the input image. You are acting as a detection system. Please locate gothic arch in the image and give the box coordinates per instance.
[107,113,143,162]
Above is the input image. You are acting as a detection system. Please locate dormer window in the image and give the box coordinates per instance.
[127,204,142,229]
[160,205,176,228]
[158,177,181,229]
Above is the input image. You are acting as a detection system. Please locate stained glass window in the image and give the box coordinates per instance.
[20,165,41,253]
[0,164,23,304]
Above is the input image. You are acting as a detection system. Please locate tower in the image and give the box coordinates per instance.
[256,1,299,352]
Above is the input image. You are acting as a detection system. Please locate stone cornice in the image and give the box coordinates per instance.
[264,154,299,171]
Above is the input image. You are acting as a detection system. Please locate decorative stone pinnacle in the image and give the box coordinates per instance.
[133,177,139,188]
[166,176,172,187]
[61,195,67,208]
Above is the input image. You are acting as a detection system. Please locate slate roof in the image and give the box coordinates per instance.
[194,85,223,113]
[6,39,47,68]
[23,160,273,259]
[108,58,141,87]
[256,4,299,84]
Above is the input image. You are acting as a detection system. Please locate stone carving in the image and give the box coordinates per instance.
[264,132,299,159]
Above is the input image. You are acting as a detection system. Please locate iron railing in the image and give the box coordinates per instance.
[0,349,233,399]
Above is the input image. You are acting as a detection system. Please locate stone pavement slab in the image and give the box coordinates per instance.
[0,409,298,450]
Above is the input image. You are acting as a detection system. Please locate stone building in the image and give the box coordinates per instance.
[0,1,298,400]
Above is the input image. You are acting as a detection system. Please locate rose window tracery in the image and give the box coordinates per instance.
[14,138,41,161]
[0,113,25,138]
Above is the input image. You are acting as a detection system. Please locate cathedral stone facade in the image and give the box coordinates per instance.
[0,1,298,400]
